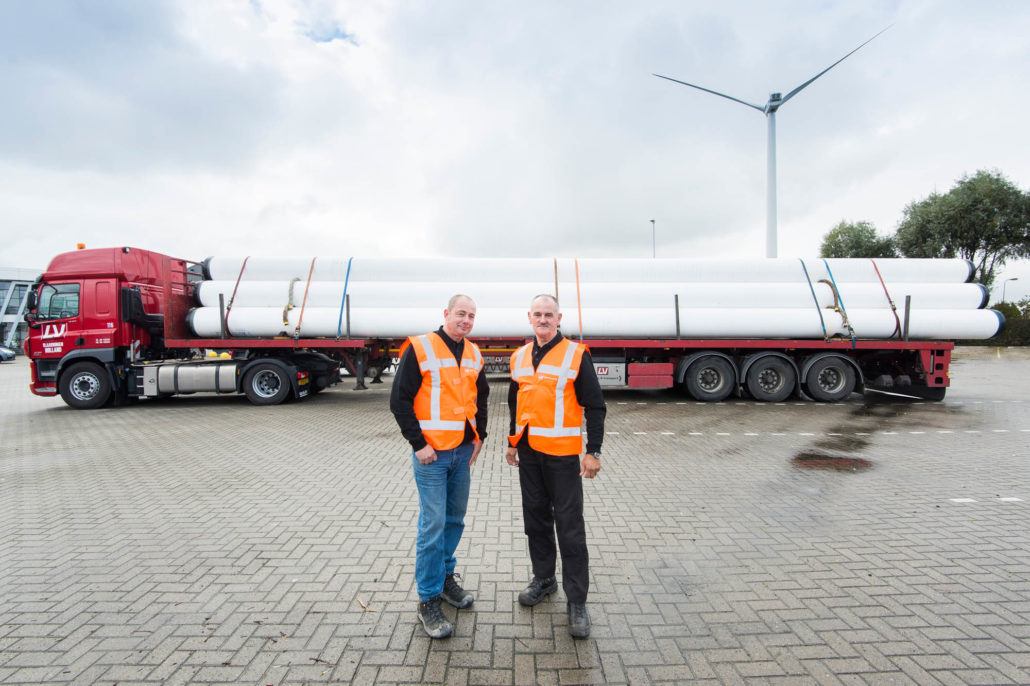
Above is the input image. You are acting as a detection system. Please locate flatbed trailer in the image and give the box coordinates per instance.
[23,247,952,409]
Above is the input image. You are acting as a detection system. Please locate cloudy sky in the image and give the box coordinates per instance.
[2,1,1028,301]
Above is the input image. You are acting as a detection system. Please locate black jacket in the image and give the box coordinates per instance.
[508,332,606,455]
[390,327,489,452]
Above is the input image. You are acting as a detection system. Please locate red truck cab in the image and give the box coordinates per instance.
[25,247,191,403]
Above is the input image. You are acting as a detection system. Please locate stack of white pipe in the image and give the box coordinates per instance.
[187,257,1003,340]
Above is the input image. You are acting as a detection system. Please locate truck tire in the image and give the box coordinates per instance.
[59,361,113,409]
[805,356,855,402]
[685,356,735,402]
[243,363,292,405]
[745,356,796,402]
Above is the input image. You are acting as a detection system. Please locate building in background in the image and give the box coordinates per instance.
[1,268,40,350]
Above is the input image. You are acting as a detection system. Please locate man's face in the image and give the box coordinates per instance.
[528,297,561,342]
[443,298,476,340]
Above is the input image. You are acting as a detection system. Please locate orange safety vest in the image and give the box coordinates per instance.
[508,337,586,455]
[409,332,484,451]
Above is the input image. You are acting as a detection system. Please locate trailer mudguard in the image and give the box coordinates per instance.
[799,352,865,391]
[674,351,739,386]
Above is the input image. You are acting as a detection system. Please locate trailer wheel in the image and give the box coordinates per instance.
[59,361,112,409]
[805,357,855,402]
[685,356,735,402]
[745,356,796,402]
[243,363,291,405]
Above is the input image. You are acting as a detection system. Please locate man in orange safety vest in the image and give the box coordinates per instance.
[506,294,606,638]
[390,294,488,639]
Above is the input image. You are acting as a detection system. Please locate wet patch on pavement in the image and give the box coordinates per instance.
[791,452,873,472]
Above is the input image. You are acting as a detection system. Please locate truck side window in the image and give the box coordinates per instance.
[36,284,81,320]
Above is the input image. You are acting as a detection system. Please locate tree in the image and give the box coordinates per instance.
[819,221,897,258]
[894,170,1030,288]
[1018,295,1030,319]
[994,301,1020,322]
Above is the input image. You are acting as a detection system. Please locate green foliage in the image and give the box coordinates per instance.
[993,301,1021,321]
[820,221,897,258]
[894,170,1030,288]
[1019,296,1030,319]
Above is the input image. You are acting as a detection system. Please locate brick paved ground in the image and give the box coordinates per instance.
[1,348,1029,685]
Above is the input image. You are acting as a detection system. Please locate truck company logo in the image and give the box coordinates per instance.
[42,324,67,340]
[596,366,609,375]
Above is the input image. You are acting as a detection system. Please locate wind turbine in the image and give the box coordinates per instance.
[654,26,890,258]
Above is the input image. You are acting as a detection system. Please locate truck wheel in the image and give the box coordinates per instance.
[685,356,735,402]
[745,356,796,402]
[805,357,855,402]
[59,362,113,409]
[243,363,291,405]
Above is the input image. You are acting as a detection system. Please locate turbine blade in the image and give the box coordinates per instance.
[653,73,765,112]
[779,25,892,106]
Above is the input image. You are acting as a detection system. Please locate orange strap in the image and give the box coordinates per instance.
[574,257,584,340]
[293,257,318,339]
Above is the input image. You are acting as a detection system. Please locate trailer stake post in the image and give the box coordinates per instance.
[218,294,227,339]
[674,294,681,339]
[903,295,911,341]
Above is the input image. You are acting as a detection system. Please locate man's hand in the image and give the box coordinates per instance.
[415,444,438,465]
[469,440,483,467]
[505,446,519,466]
[580,453,601,479]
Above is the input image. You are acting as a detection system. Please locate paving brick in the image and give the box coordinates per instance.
[3,356,1030,685]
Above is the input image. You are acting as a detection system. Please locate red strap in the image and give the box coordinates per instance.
[224,256,251,321]
[870,259,901,338]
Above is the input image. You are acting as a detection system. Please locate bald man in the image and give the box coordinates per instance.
[391,295,489,639]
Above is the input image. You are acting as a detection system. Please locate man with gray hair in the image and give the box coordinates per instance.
[391,294,489,638]
[506,294,606,638]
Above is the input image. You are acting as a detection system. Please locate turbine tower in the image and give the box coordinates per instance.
[654,27,890,258]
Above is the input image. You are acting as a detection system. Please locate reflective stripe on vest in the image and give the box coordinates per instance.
[511,344,533,379]
[410,333,482,448]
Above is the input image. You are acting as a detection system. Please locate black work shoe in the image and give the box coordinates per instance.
[518,576,558,607]
[567,601,590,639]
[442,573,474,609]
[417,597,453,639]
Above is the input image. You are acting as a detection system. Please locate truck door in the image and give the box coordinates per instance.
[27,282,83,388]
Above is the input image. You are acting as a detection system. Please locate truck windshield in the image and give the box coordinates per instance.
[36,284,80,320]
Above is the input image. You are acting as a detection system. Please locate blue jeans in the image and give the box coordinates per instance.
[412,442,473,602]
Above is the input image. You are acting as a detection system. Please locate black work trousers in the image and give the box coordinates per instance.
[517,444,589,603]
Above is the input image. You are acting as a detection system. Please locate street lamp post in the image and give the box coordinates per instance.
[1001,277,1019,303]
[650,219,655,258]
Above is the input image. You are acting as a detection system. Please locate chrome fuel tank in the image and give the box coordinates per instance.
[142,362,238,396]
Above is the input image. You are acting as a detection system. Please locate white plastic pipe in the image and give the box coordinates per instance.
[196,280,988,311]
[188,305,1003,340]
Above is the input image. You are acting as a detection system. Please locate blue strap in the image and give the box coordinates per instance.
[798,259,828,340]
[822,258,857,348]
[336,257,353,338]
